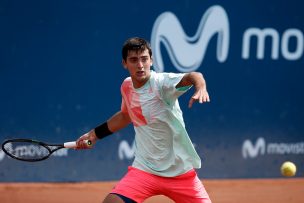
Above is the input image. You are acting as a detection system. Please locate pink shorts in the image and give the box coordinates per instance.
[111,166,211,203]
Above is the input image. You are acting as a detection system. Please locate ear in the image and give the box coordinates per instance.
[150,57,153,67]
[122,59,127,69]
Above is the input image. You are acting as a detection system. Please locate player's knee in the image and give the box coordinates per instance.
[103,193,136,203]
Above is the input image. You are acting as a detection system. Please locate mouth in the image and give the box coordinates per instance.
[136,71,145,77]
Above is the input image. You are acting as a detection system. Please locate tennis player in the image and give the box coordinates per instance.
[76,37,212,203]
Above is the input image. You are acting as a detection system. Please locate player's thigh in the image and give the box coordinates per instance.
[111,167,160,202]
[165,171,211,203]
[168,183,212,203]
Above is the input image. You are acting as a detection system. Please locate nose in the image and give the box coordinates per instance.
[137,60,144,69]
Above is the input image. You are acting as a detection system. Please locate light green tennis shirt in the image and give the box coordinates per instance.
[121,71,201,177]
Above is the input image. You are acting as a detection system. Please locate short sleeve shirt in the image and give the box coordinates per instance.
[120,71,201,177]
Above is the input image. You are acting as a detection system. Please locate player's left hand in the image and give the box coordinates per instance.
[188,89,210,108]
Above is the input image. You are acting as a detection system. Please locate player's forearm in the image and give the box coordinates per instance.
[177,72,207,90]
[93,111,131,140]
[188,72,207,90]
[107,111,131,132]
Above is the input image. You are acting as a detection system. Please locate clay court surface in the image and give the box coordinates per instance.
[1,178,303,203]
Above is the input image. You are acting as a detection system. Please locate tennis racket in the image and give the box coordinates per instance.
[1,138,92,162]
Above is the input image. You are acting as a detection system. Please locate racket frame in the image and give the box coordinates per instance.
[2,138,67,162]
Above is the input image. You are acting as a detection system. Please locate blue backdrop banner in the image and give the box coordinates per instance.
[0,0,303,182]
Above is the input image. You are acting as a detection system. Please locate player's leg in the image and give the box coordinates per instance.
[107,166,160,203]
[103,193,124,203]
[103,193,136,203]
[164,169,212,203]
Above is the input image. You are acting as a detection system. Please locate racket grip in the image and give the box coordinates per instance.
[64,140,92,148]
[64,141,77,148]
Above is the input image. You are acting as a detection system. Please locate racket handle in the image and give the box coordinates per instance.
[64,140,92,148]
[64,141,77,148]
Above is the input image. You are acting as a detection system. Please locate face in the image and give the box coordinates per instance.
[122,49,153,88]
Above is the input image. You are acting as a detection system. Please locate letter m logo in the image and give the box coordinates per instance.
[242,137,266,159]
[151,5,230,72]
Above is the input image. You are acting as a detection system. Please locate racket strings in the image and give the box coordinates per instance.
[3,141,50,160]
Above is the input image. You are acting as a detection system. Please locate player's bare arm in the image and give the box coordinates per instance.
[76,111,131,149]
[176,72,210,108]
[107,111,132,132]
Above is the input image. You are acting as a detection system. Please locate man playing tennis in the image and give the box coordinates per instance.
[76,37,212,203]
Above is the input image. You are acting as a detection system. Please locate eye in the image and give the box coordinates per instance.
[141,57,149,63]
[129,58,138,63]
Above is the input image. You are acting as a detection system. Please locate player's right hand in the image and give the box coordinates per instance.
[76,130,98,149]
[188,88,210,108]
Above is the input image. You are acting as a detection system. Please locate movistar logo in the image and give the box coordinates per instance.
[151,5,229,72]
[242,137,304,159]
[118,140,135,160]
[242,137,266,159]
[151,5,303,72]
